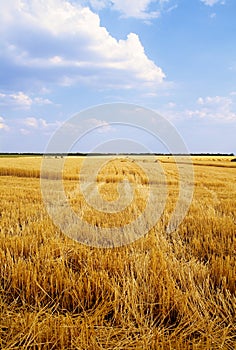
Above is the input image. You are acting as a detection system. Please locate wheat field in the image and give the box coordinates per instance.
[0,155,235,349]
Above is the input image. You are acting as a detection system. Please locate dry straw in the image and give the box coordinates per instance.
[0,155,235,349]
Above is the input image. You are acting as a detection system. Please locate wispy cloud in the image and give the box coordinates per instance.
[0,115,60,137]
[200,0,225,6]
[0,91,53,110]
[87,0,167,19]
[0,92,32,109]
[19,117,61,137]
[23,117,61,130]
[108,0,161,19]
[88,118,114,133]
[210,12,216,18]
[156,94,236,123]
[186,95,236,122]
[166,4,178,13]
[0,116,9,131]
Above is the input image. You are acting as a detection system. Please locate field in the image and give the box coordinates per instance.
[0,155,235,349]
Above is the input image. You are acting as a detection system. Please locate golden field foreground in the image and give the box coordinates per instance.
[0,155,235,349]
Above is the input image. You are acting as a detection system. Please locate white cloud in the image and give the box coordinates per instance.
[0,92,32,109]
[0,116,61,137]
[87,0,164,19]
[155,95,236,123]
[197,95,230,106]
[24,117,39,128]
[200,0,225,6]
[34,97,53,105]
[110,0,160,19]
[0,91,53,109]
[186,95,236,122]
[166,4,178,13]
[0,0,165,90]
[20,128,31,135]
[23,117,60,129]
[88,118,114,133]
[0,117,9,131]
[166,101,176,108]
[87,0,108,10]
[210,12,216,18]
[17,116,61,138]
[86,0,175,19]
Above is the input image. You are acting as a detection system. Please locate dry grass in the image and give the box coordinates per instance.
[0,156,235,349]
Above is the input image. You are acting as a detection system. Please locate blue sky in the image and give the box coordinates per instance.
[0,0,235,153]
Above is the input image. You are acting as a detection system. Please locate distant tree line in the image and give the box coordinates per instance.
[0,152,235,157]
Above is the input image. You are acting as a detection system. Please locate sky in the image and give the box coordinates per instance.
[0,0,235,153]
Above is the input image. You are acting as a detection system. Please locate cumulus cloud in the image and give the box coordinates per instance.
[0,91,53,109]
[186,95,236,122]
[0,0,165,91]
